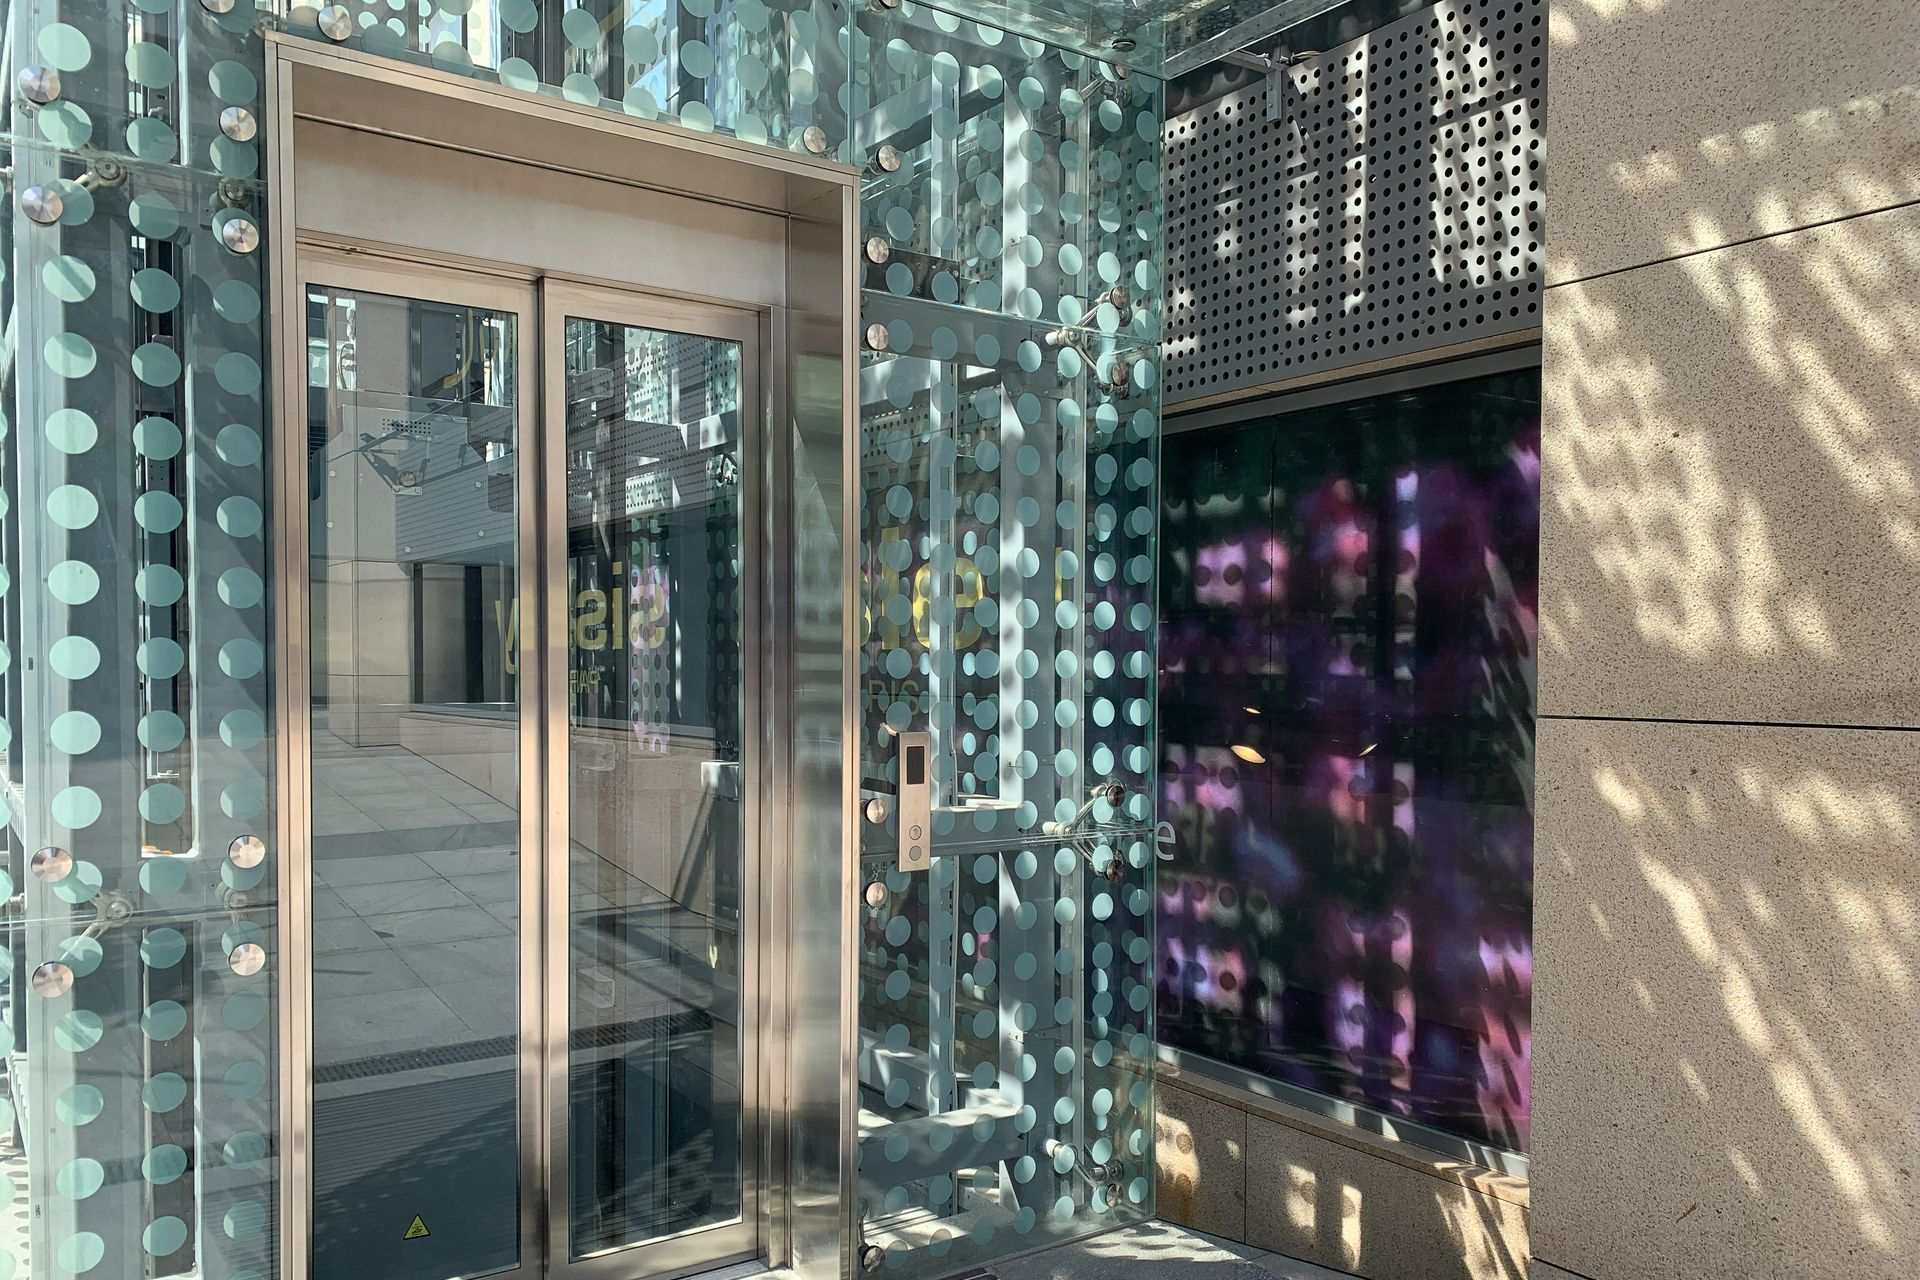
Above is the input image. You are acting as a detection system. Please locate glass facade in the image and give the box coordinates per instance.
[851,1,1163,1267]
[1156,366,1537,1154]
[3,5,1161,1280]
[277,0,847,154]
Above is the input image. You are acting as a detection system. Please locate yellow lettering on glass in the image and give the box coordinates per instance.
[872,525,985,650]
[577,588,608,650]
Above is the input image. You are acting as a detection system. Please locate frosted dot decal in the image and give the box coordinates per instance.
[133,415,183,459]
[36,23,92,71]
[55,1084,105,1126]
[55,1234,104,1274]
[143,1218,189,1257]
[142,1074,189,1112]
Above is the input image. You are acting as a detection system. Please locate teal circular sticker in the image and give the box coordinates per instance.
[49,636,100,680]
[36,24,92,73]
[126,41,176,88]
[44,332,97,379]
[141,1145,189,1185]
[49,711,101,755]
[144,1217,189,1257]
[140,1000,188,1042]
[134,416,183,460]
[46,485,98,530]
[143,1073,189,1112]
[44,407,97,453]
[48,560,100,605]
[131,342,182,387]
[37,100,93,149]
[130,268,181,313]
[56,1233,105,1274]
[51,785,102,829]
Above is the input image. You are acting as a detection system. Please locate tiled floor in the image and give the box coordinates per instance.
[308,731,724,1073]
[749,1223,1351,1280]
[307,729,741,1261]
[997,1221,1355,1280]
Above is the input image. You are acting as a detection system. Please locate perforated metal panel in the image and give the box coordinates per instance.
[1163,0,1546,406]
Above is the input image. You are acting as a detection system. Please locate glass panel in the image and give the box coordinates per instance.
[305,286,523,1279]
[277,1,849,160]
[1160,0,1433,74]
[2,138,279,1280]
[564,318,746,1255]
[1156,367,1539,1153]
[852,4,1163,1272]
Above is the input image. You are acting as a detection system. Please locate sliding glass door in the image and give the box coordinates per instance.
[302,266,539,1280]
[545,288,761,1274]
[296,254,760,1280]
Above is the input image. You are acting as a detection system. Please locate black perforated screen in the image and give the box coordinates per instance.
[1163,0,1547,405]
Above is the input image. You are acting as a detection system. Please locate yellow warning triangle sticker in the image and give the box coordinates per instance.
[404,1216,430,1241]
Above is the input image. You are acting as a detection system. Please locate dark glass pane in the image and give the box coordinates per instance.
[1157,367,1539,1152]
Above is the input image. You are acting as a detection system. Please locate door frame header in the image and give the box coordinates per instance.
[263,32,858,219]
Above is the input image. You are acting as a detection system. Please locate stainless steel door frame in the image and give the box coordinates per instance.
[279,244,546,1280]
[269,41,863,1280]
[538,280,769,1280]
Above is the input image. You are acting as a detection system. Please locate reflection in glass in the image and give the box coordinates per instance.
[1157,368,1539,1152]
[305,285,522,1280]
[563,318,745,1255]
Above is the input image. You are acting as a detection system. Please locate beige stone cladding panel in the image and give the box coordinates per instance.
[1539,202,1920,725]
[1545,0,1920,285]
[1155,1078,1250,1242]
[1526,1262,1583,1280]
[1243,1113,1529,1279]
[1531,716,1920,1279]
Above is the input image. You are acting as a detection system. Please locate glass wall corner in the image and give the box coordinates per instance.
[2,8,282,1279]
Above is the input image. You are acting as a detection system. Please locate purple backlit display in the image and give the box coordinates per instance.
[1157,368,1539,1151]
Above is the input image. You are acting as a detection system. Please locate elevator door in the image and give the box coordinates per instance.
[298,250,761,1280]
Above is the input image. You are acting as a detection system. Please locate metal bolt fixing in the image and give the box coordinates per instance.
[316,4,352,41]
[221,216,261,254]
[20,185,63,225]
[229,834,267,869]
[220,106,258,142]
[31,846,73,882]
[17,65,61,105]
[230,943,267,976]
[31,962,74,998]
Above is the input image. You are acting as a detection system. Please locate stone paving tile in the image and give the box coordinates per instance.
[997,1222,1358,1280]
